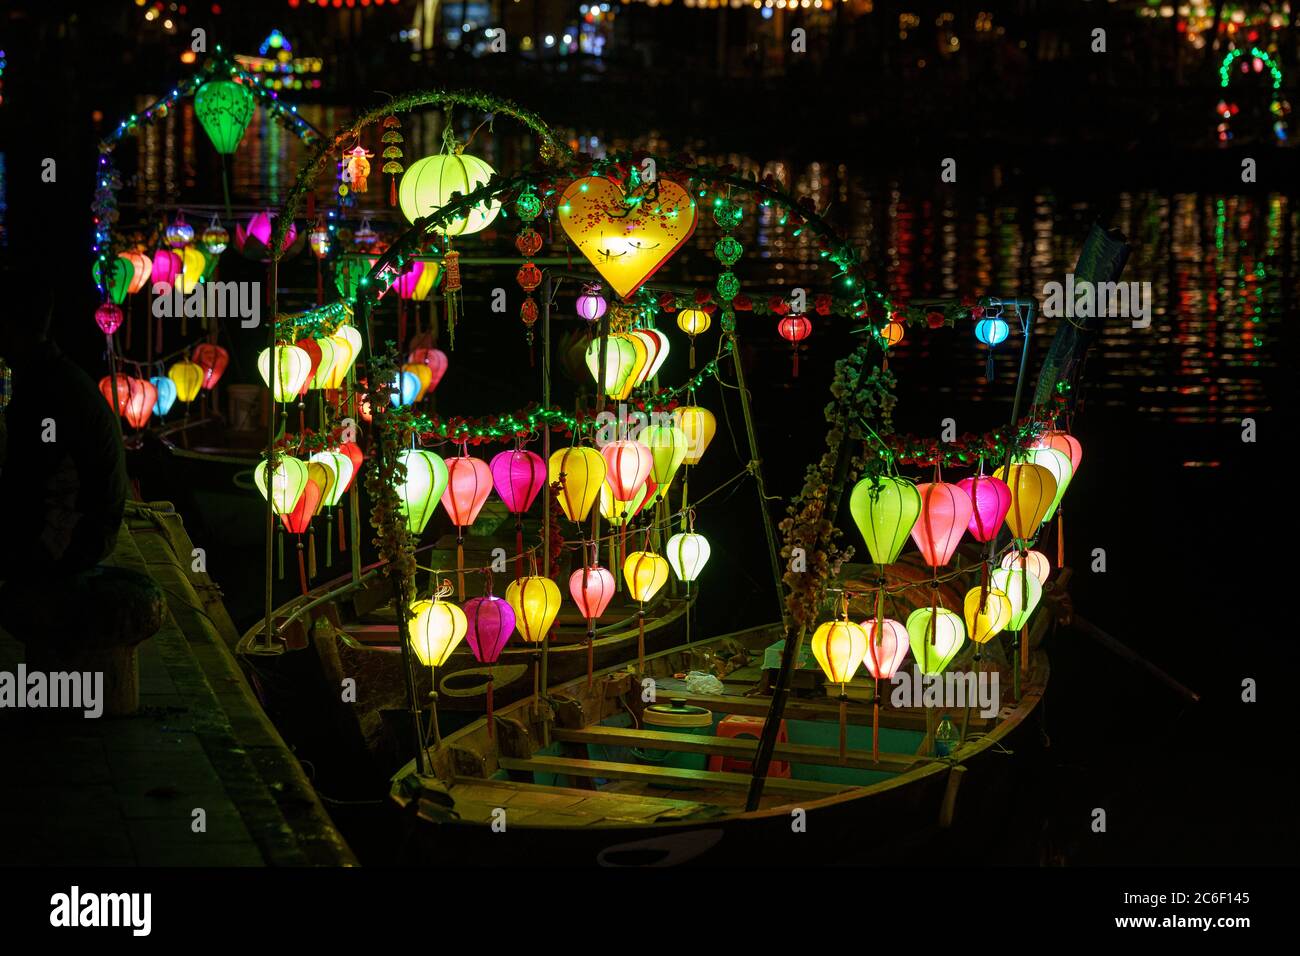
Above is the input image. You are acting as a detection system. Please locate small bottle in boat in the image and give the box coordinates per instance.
[934,714,958,757]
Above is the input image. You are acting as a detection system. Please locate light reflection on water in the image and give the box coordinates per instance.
[119,107,1281,426]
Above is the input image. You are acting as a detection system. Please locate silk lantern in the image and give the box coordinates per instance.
[326,333,357,389]
[121,378,157,429]
[280,476,324,535]
[295,338,323,396]
[665,531,710,582]
[100,257,132,305]
[879,322,905,347]
[393,260,425,299]
[911,481,974,567]
[192,344,229,389]
[304,462,337,518]
[570,562,616,685]
[674,406,716,465]
[975,317,1009,346]
[1033,430,1083,475]
[576,286,607,323]
[441,454,494,594]
[861,618,910,680]
[585,335,638,399]
[254,456,309,515]
[963,587,1013,644]
[505,575,562,644]
[616,334,650,400]
[389,370,421,407]
[850,476,922,566]
[810,618,868,689]
[258,345,312,403]
[307,337,336,390]
[120,251,152,294]
[395,449,449,534]
[599,480,654,527]
[640,424,687,499]
[677,308,710,368]
[398,152,501,236]
[195,79,255,154]
[1000,549,1050,585]
[601,440,653,502]
[994,461,1057,539]
[338,442,365,488]
[151,376,177,416]
[95,303,123,336]
[151,249,181,289]
[177,246,207,294]
[957,473,1012,543]
[408,593,468,667]
[623,551,669,603]
[906,607,966,676]
[630,329,670,386]
[777,315,812,377]
[403,362,434,401]
[989,567,1043,632]
[168,359,204,403]
[1027,446,1073,521]
[549,446,606,523]
[98,374,133,416]
[408,348,448,393]
[308,451,353,508]
[463,594,516,664]
[490,449,546,514]
[202,219,229,255]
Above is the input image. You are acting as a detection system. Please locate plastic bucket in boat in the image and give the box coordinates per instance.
[634,699,713,788]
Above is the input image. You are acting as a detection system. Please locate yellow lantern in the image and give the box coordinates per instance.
[334,325,364,373]
[253,455,309,515]
[304,461,336,517]
[257,345,313,403]
[167,359,204,403]
[411,259,440,300]
[879,322,905,347]
[584,334,638,399]
[905,607,966,675]
[963,587,1013,644]
[673,406,717,465]
[403,362,434,401]
[1027,446,1073,521]
[994,461,1058,539]
[623,550,669,603]
[549,446,606,523]
[308,337,336,390]
[677,308,711,338]
[408,589,468,667]
[614,332,649,400]
[505,575,562,643]
[324,333,356,388]
[599,480,649,526]
[810,618,868,689]
[177,246,207,294]
[398,152,502,236]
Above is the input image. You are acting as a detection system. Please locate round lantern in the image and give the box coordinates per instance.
[202,219,229,255]
[395,449,449,534]
[640,424,687,497]
[397,152,502,236]
[408,594,468,667]
[549,446,606,523]
[584,335,638,400]
[849,475,922,566]
[989,567,1043,632]
[861,618,911,680]
[194,79,256,155]
[165,215,195,249]
[490,449,546,514]
[993,461,1058,539]
[956,473,1012,543]
[254,455,310,515]
[307,337,336,390]
[192,344,229,389]
[95,303,123,336]
[150,376,177,417]
[879,322,905,347]
[403,362,434,401]
[905,607,966,676]
[810,619,868,689]
[463,594,516,664]
[569,565,616,622]
[963,587,1013,644]
[1000,549,1050,585]
[665,531,710,582]
[389,370,421,408]
[1027,446,1073,521]
[601,440,653,502]
[677,308,711,338]
[673,406,717,465]
[168,359,204,403]
[308,451,353,508]
[505,575,562,643]
[442,455,493,529]
[576,286,607,323]
[910,481,974,568]
[1032,430,1082,476]
[151,249,182,289]
[258,345,313,403]
[120,251,152,294]
[623,551,669,604]
[777,315,812,376]
[975,318,1009,346]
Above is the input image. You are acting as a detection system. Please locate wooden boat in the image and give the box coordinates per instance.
[387,554,1062,866]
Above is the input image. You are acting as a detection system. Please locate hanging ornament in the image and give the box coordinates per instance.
[399,149,502,236]
[570,561,616,686]
[151,376,177,417]
[151,248,182,289]
[777,315,812,378]
[1031,429,1082,476]
[849,475,922,566]
[395,449,450,535]
[202,216,229,256]
[677,308,710,369]
[879,322,905,348]
[906,608,966,676]
[441,452,493,598]
[408,584,468,668]
[989,567,1043,632]
[810,618,868,690]
[641,423,688,499]
[673,405,717,465]
[194,80,255,154]
[861,618,910,681]
[442,249,462,350]
[168,359,204,403]
[548,446,606,523]
[601,439,653,502]
[584,334,638,399]
[1026,446,1073,521]
[957,473,1012,543]
[576,284,608,323]
[1000,549,1051,586]
[257,345,313,402]
[910,481,974,568]
[380,113,405,207]
[254,455,310,515]
[119,252,152,295]
[165,213,195,249]
[308,221,331,259]
[993,461,1057,539]
[963,587,1013,644]
[191,344,229,390]
[505,576,562,644]
[975,311,1010,380]
[95,303,124,336]
[341,144,374,196]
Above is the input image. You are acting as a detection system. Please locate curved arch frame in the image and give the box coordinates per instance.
[1216,45,1290,144]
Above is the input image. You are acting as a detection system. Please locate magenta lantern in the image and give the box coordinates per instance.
[408,347,448,393]
[95,303,124,335]
[151,249,182,289]
[394,260,425,300]
[957,473,1013,543]
[463,594,516,664]
[576,286,608,323]
[911,481,973,567]
[490,449,546,514]
[601,440,653,502]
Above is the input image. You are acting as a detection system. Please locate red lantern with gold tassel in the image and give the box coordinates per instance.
[777,315,812,377]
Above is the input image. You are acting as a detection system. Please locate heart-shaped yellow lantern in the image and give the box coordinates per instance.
[557,176,698,300]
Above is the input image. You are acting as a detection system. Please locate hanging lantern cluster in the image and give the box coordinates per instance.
[98,374,157,429]
[514,189,545,348]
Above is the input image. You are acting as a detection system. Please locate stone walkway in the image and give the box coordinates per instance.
[0,502,355,866]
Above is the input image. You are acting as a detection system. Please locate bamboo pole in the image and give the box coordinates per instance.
[539,271,553,745]
[261,258,279,651]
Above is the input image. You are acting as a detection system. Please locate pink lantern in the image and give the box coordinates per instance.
[600,440,653,502]
[576,286,608,322]
[570,565,616,622]
[191,343,230,389]
[1001,548,1051,585]
[95,303,124,335]
[393,260,425,299]
[151,249,182,289]
[1033,429,1083,476]
[408,348,448,393]
[490,449,546,514]
[860,618,910,680]
[957,473,1013,543]
[441,455,493,529]
[910,481,973,567]
[463,594,516,664]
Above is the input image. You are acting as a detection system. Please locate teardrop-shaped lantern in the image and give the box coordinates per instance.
[462,594,516,664]
[151,248,182,289]
[989,567,1043,631]
[1026,446,1073,521]
[963,587,1013,644]
[395,449,449,534]
[257,345,313,403]
[640,424,688,496]
[665,532,711,582]
[860,618,911,680]
[490,449,546,514]
[304,462,337,517]
[338,442,365,488]
[441,455,493,529]
[634,328,670,383]
[308,337,336,390]
[601,440,653,502]
[584,335,638,399]
[1032,429,1082,475]
[957,473,1012,543]
[254,456,310,515]
[192,343,229,389]
[99,374,133,414]
[905,608,966,676]
[308,451,353,508]
[95,303,124,335]
[194,79,256,155]
[569,565,616,622]
[1000,549,1050,585]
[168,359,204,403]
[549,446,606,523]
[408,595,468,667]
[177,246,207,294]
[849,475,922,565]
[295,338,323,395]
[910,481,973,567]
[623,551,669,603]
[280,477,324,535]
[403,362,434,402]
[326,334,357,390]
[151,376,177,417]
[810,619,868,689]
[673,406,717,465]
[332,326,364,380]
[505,576,562,643]
[993,462,1057,539]
[599,480,652,527]
[120,251,152,294]
[389,370,421,407]
[408,348,448,393]
[122,378,157,429]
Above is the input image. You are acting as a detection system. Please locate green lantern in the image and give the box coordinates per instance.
[584,335,638,399]
[395,449,449,535]
[849,475,921,565]
[1027,446,1073,521]
[105,257,133,305]
[640,423,688,496]
[990,567,1043,631]
[254,456,309,516]
[905,607,966,676]
[195,80,256,155]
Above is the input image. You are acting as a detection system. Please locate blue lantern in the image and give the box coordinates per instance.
[151,375,178,417]
[390,370,421,408]
[975,318,1009,346]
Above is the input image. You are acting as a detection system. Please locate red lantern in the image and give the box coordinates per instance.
[191,343,230,389]
[337,441,364,490]
[99,374,133,414]
[777,315,812,377]
[95,303,124,336]
[601,440,653,502]
[280,478,323,535]
[295,338,323,397]
[516,262,543,292]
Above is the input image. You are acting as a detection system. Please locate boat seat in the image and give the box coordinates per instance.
[707,714,790,778]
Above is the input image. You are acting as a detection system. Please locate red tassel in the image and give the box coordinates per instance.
[390,177,397,208]
[486,679,494,740]
[296,543,308,595]
[637,611,646,673]
[587,628,595,688]
[339,505,347,552]
[515,523,524,582]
